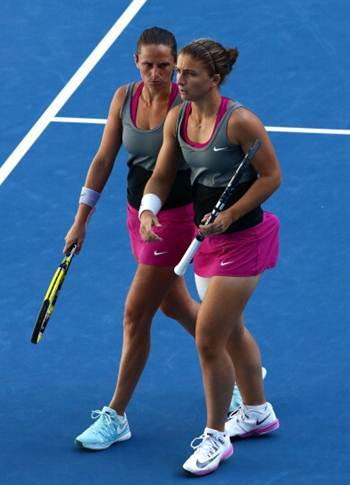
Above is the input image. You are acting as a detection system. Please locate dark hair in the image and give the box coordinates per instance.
[136,27,177,61]
[179,38,239,84]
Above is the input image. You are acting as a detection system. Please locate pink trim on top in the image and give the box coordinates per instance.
[130,82,179,127]
[181,97,229,148]
[168,82,179,110]
[130,82,144,125]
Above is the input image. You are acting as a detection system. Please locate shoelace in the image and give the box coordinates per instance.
[190,433,220,459]
[228,405,250,422]
[88,409,118,437]
[91,409,113,425]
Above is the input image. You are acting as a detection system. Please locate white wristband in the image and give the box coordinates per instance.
[138,193,162,219]
[79,186,101,208]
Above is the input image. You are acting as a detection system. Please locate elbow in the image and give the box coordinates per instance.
[272,169,282,192]
[275,172,282,190]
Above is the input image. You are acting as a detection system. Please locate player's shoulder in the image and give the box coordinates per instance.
[164,103,184,131]
[113,82,137,102]
[115,81,143,99]
[167,102,183,119]
[109,82,139,114]
[228,102,262,129]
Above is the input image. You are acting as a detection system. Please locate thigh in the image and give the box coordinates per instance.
[161,275,194,308]
[125,264,178,318]
[196,275,260,344]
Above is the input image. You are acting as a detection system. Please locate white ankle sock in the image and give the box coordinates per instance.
[244,403,268,413]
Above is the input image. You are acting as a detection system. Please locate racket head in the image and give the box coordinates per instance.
[31,245,76,344]
[31,299,50,343]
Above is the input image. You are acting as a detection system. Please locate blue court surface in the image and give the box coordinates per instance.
[1,1,350,484]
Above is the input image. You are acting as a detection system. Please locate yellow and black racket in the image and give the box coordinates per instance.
[31,245,77,344]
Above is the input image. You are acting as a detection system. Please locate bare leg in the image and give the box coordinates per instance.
[160,276,199,336]
[195,275,263,431]
[109,265,197,414]
[227,318,265,405]
[195,273,261,399]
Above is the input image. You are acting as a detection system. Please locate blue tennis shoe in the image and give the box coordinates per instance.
[75,406,131,450]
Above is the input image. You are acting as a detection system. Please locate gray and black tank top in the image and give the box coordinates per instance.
[120,82,192,210]
[176,99,262,232]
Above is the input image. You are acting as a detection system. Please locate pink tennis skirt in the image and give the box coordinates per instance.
[194,211,280,277]
[127,203,196,267]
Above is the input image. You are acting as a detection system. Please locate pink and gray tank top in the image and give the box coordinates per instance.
[176,98,262,232]
[120,82,192,210]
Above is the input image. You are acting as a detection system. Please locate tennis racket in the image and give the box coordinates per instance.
[174,139,262,276]
[31,245,77,344]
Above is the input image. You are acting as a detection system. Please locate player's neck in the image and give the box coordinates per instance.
[190,90,222,124]
[141,83,172,106]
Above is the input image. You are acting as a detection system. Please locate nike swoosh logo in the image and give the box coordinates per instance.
[220,260,234,267]
[154,250,168,256]
[116,423,128,435]
[256,413,271,426]
[196,452,221,469]
[213,146,228,152]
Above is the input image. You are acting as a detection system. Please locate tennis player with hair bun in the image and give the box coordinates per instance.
[140,38,281,476]
[63,28,250,452]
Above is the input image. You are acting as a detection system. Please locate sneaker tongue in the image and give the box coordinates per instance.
[102,406,117,417]
[204,427,218,437]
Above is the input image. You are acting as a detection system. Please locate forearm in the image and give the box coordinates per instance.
[73,203,94,226]
[143,173,174,206]
[74,155,115,224]
[229,173,281,221]
[84,155,115,193]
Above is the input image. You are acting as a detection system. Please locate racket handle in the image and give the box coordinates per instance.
[174,237,203,276]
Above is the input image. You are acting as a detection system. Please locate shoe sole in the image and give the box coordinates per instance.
[236,419,280,439]
[75,431,132,450]
[183,444,234,476]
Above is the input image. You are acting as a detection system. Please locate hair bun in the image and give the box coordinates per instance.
[226,48,239,67]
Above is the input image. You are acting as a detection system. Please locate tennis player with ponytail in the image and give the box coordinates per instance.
[140,38,281,476]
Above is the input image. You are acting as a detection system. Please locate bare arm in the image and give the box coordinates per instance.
[140,106,182,241]
[143,106,182,201]
[64,86,125,252]
[200,108,282,235]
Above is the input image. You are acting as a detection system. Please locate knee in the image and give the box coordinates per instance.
[160,293,198,322]
[196,337,221,362]
[229,324,245,343]
[123,304,152,340]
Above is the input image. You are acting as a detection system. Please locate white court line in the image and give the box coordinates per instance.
[266,126,350,136]
[53,116,108,125]
[52,116,350,136]
[0,0,148,186]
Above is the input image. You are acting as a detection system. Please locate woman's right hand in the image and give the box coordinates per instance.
[139,211,162,241]
[63,221,86,255]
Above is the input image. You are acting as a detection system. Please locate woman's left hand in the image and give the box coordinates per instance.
[199,209,235,236]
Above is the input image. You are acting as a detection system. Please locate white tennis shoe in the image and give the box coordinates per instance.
[183,428,234,476]
[225,401,279,438]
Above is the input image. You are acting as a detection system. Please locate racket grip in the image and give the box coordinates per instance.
[174,237,202,276]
